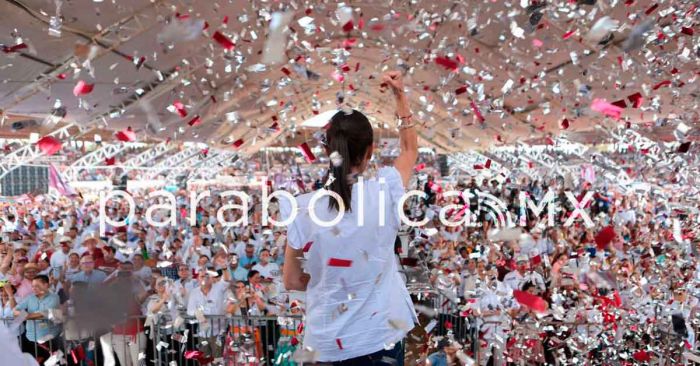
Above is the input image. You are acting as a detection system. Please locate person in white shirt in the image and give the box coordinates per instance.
[186,269,232,358]
[281,71,417,364]
[49,240,72,269]
[503,256,546,294]
[131,254,152,286]
[476,273,511,366]
[251,249,280,283]
[171,264,198,307]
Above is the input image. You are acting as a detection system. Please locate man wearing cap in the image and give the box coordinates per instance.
[50,237,72,269]
[12,259,36,301]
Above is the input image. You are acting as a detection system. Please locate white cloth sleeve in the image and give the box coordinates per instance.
[377,166,406,229]
[278,195,306,250]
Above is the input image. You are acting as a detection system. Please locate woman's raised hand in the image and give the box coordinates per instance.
[382,71,405,96]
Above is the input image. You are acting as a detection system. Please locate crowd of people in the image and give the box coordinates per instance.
[0,158,698,366]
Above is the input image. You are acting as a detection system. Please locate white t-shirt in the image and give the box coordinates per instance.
[279,167,417,362]
[251,262,281,281]
[50,251,69,269]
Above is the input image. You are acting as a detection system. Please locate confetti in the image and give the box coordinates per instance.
[298,142,316,163]
[114,127,136,142]
[513,290,547,313]
[72,80,94,97]
[212,31,235,50]
[327,258,353,267]
[36,136,62,155]
[590,98,623,120]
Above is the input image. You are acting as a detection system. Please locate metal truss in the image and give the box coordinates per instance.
[162,151,211,181]
[142,146,202,180]
[190,151,237,180]
[62,143,137,181]
[121,142,173,169]
[0,124,80,180]
[448,151,506,175]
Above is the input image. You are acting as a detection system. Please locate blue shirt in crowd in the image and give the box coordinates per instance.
[15,292,61,342]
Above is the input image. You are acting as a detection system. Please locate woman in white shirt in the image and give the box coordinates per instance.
[281,71,418,365]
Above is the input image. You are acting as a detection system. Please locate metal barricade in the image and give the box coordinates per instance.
[150,315,303,366]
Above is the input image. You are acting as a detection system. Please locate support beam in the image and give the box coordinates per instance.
[142,147,202,180]
[63,143,137,181]
[0,124,81,179]
[121,142,173,169]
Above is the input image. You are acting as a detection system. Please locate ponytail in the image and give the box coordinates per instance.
[325,110,374,212]
[328,133,352,212]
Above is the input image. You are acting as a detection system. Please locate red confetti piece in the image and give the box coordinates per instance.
[36,136,62,155]
[232,138,244,148]
[632,350,651,362]
[370,23,385,31]
[331,70,345,82]
[187,115,202,127]
[435,56,458,71]
[328,258,353,267]
[342,38,357,49]
[114,127,136,142]
[644,3,659,15]
[222,16,228,25]
[560,118,570,130]
[590,98,623,120]
[530,255,542,266]
[134,56,146,69]
[281,67,291,76]
[627,92,644,108]
[358,18,365,30]
[415,163,425,171]
[298,142,316,163]
[57,73,68,80]
[562,30,575,40]
[172,101,187,117]
[1,43,28,53]
[336,338,344,349]
[470,101,485,123]
[342,20,354,32]
[72,80,94,97]
[302,242,313,253]
[611,99,627,109]
[474,164,484,170]
[105,157,116,166]
[652,80,671,90]
[681,27,694,36]
[455,85,467,95]
[212,31,235,50]
[595,226,616,249]
[513,290,547,313]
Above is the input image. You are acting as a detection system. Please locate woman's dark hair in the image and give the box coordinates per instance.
[325,109,374,212]
[521,281,536,292]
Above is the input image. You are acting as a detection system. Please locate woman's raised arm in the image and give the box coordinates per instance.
[383,71,418,188]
